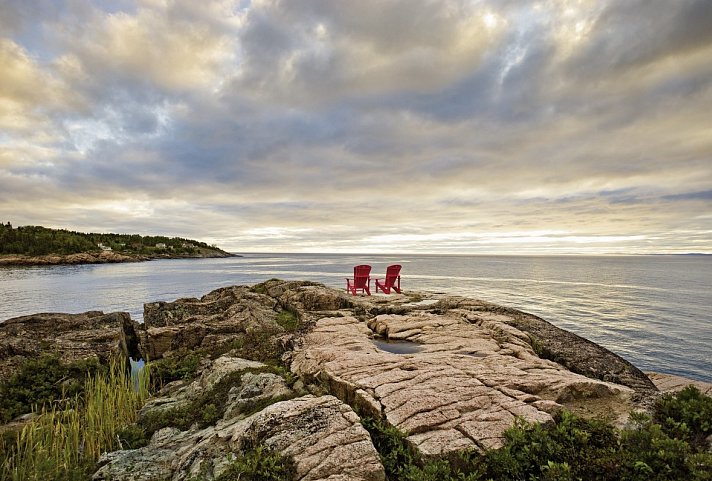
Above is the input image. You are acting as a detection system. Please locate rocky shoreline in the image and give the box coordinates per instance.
[0,248,236,266]
[1,280,709,480]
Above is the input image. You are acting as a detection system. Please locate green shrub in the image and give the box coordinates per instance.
[149,351,201,389]
[275,310,300,331]
[116,423,149,450]
[0,354,103,423]
[361,417,418,479]
[686,453,712,481]
[360,417,481,481]
[654,385,712,449]
[215,444,295,481]
[484,410,621,481]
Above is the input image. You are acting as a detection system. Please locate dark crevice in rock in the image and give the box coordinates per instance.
[369,305,414,316]
[454,425,485,452]
[120,316,143,362]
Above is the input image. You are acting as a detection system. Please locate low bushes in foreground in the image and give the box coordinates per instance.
[0,354,104,424]
[362,385,712,481]
[212,444,295,481]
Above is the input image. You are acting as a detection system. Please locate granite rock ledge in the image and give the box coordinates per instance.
[1,280,672,480]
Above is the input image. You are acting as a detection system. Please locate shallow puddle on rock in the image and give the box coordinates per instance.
[371,338,423,355]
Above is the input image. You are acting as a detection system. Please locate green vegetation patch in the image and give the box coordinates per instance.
[653,385,712,449]
[214,444,295,481]
[0,359,149,481]
[361,417,418,479]
[229,329,287,365]
[249,279,282,295]
[0,354,104,424]
[361,387,712,481]
[0,221,220,257]
[148,351,202,389]
[275,310,300,331]
[115,423,150,450]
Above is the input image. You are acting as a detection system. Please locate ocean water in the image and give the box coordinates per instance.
[1,254,710,382]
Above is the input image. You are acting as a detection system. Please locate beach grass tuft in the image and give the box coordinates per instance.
[0,358,150,481]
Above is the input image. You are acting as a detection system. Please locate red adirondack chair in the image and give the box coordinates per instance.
[346,264,372,295]
[375,264,402,294]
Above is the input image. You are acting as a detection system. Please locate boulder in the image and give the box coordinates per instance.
[142,286,283,358]
[261,280,355,315]
[94,395,384,481]
[0,311,141,380]
[139,356,289,420]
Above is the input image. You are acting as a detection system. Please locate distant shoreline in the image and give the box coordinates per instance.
[0,249,238,267]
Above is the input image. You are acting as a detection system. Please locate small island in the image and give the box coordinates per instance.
[0,222,235,266]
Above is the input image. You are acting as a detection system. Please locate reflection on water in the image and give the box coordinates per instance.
[371,338,423,355]
[1,254,710,382]
[130,357,145,392]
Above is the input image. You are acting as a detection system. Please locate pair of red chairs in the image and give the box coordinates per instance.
[346,264,401,295]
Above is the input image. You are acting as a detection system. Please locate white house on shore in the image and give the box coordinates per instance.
[97,243,112,251]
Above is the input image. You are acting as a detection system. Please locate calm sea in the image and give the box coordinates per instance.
[1,254,710,382]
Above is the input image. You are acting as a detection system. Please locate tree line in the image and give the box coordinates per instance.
[0,222,214,256]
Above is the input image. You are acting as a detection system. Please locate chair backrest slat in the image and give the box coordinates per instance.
[354,264,371,288]
[384,264,401,287]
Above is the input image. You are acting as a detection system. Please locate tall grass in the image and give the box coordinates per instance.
[0,358,150,481]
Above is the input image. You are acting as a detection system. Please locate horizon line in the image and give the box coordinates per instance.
[228,251,712,257]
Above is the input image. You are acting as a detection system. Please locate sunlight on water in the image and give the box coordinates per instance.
[1,254,710,382]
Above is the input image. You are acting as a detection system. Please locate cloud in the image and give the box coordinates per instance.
[232,0,506,105]
[662,190,712,202]
[568,0,712,74]
[0,39,83,134]
[0,0,710,253]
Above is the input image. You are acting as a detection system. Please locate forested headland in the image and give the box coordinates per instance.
[0,222,231,259]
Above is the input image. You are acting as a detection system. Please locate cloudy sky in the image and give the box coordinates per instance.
[1,0,711,254]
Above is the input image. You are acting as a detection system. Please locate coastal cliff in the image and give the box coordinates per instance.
[1,281,710,481]
[0,247,235,266]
